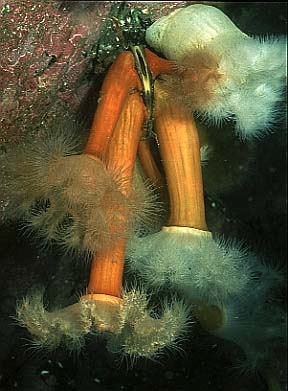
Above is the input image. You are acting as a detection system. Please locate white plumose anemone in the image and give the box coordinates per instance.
[146,4,287,139]
[126,226,253,303]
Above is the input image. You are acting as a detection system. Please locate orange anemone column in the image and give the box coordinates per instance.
[154,80,208,231]
[137,49,175,190]
[87,91,146,298]
[84,51,142,159]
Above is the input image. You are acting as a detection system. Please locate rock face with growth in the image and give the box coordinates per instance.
[0,0,194,145]
[0,0,106,144]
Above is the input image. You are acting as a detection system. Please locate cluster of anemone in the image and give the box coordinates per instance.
[0,3,286,382]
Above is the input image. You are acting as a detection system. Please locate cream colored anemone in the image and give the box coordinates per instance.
[146,4,287,139]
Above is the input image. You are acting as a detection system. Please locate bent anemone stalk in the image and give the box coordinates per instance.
[16,48,190,360]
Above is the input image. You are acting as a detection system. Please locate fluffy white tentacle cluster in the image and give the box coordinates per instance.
[126,226,285,370]
[126,227,253,302]
[146,4,287,139]
[16,286,190,361]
